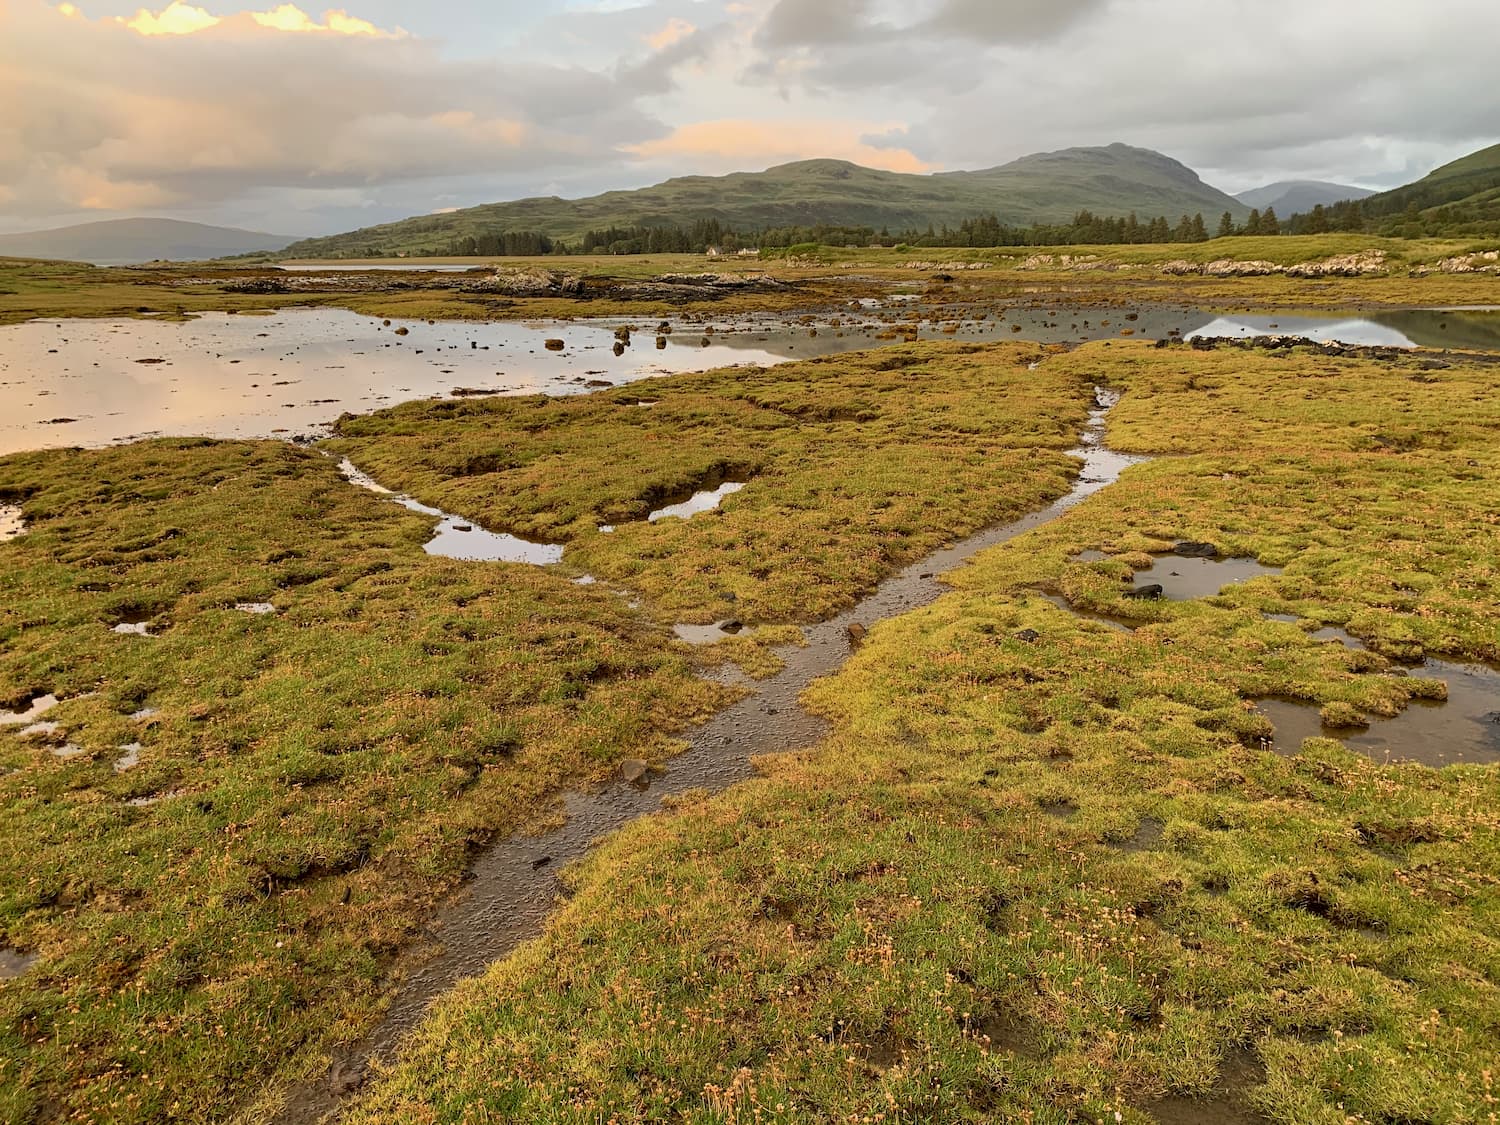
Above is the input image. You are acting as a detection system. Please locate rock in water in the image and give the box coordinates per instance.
[1174,541,1220,558]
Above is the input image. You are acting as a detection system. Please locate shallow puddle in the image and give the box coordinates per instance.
[0,309,925,455]
[648,482,745,522]
[0,694,60,727]
[0,948,38,981]
[1188,307,1500,351]
[1130,555,1282,600]
[338,460,565,565]
[272,389,1147,1123]
[672,621,750,644]
[113,744,142,772]
[1257,658,1500,766]
[1036,592,1134,633]
[112,623,154,636]
[0,505,24,542]
[234,603,277,615]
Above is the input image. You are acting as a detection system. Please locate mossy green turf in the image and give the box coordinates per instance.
[0,439,734,1123]
[328,342,1089,625]
[0,344,1103,1122]
[342,343,1500,1123]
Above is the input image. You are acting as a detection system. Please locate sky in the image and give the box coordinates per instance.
[3,0,1498,236]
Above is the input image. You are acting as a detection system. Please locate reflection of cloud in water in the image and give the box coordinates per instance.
[1187,316,1418,348]
[6,305,1494,456]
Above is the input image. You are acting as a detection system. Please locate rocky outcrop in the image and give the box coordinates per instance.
[1160,251,1388,278]
[1411,250,1500,276]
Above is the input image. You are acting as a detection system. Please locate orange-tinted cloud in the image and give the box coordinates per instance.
[111,2,404,38]
[645,18,696,50]
[123,1,220,35]
[626,119,936,174]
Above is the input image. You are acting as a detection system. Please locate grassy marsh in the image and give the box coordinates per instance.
[339,342,1500,1123]
[0,439,732,1123]
[328,342,1091,626]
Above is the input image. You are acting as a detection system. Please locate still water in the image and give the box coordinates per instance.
[3,305,1495,455]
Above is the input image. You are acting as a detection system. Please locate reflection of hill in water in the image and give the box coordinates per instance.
[1372,310,1500,351]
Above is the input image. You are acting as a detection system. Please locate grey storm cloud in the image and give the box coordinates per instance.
[921,0,1111,42]
[757,0,1108,47]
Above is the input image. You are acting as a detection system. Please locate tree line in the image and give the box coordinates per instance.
[344,179,1497,260]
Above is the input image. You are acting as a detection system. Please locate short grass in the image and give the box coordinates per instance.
[327,342,1091,625]
[342,342,1500,1123]
[0,439,733,1124]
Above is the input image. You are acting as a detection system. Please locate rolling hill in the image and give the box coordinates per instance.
[1236,180,1373,214]
[0,218,296,265]
[1358,143,1500,232]
[280,143,1251,258]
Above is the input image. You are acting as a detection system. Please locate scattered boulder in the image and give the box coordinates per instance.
[618,759,651,784]
[1173,541,1220,558]
[846,622,868,646]
[1124,584,1164,601]
[544,339,565,351]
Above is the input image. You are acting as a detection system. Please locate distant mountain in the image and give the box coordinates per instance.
[1235,180,1374,214]
[282,143,1251,258]
[0,218,297,265]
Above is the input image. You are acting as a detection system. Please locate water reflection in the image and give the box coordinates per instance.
[648,482,745,522]
[337,459,564,565]
[4,305,1495,456]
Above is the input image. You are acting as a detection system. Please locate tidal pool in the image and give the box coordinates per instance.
[1129,555,1283,600]
[1257,660,1500,767]
[5,305,1493,456]
[338,459,564,565]
[648,482,745,522]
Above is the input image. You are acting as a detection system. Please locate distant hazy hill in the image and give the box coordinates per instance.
[1236,180,1373,214]
[0,218,296,265]
[282,143,1251,258]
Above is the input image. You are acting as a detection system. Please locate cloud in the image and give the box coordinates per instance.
[1,1,665,225]
[921,0,1109,42]
[645,16,695,50]
[3,0,1497,236]
[757,0,875,47]
[624,118,934,174]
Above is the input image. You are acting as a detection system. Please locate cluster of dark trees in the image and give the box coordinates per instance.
[416,210,1235,257]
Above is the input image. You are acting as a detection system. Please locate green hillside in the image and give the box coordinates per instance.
[1362,143,1500,233]
[281,144,1250,258]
